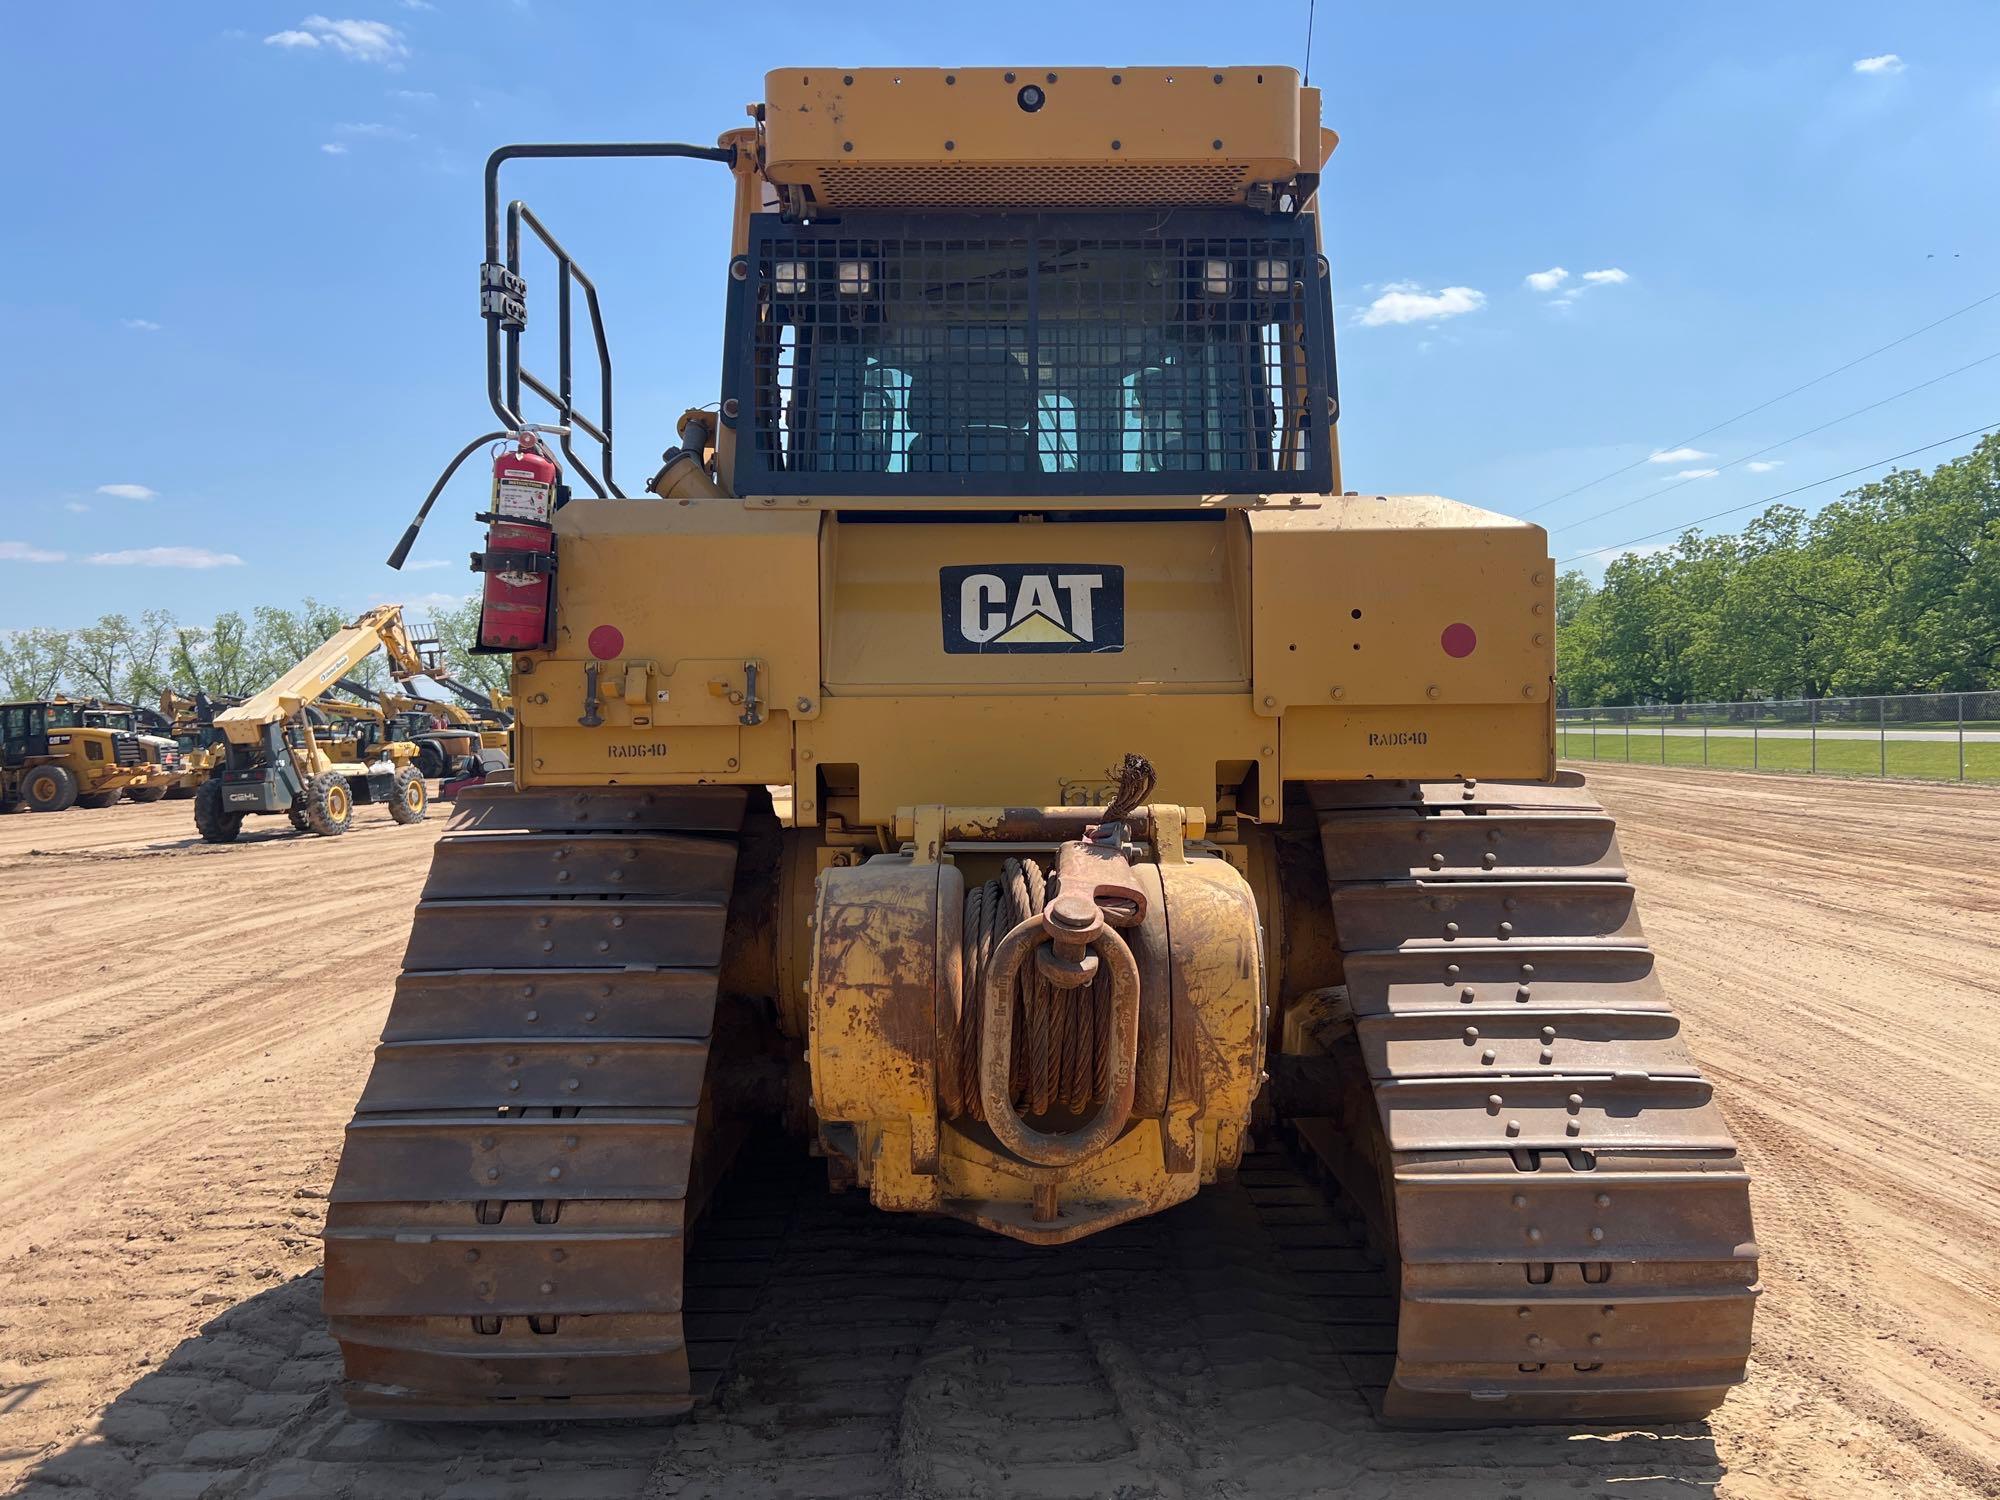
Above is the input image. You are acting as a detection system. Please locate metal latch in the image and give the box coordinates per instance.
[738,660,763,726]
[579,662,604,727]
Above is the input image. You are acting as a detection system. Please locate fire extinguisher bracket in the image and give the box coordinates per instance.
[480,262,528,331]
[470,548,558,575]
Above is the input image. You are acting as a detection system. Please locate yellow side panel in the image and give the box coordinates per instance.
[1249,496,1553,709]
[514,501,818,787]
[1283,704,1553,782]
[798,694,1270,828]
[1246,496,1556,783]
[519,719,795,787]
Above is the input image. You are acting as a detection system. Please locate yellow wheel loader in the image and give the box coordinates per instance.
[1,697,176,811]
[84,700,185,802]
[327,68,1756,1428]
[196,606,432,843]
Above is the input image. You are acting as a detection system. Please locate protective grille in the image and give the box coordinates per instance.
[812,163,1252,210]
[734,211,1334,497]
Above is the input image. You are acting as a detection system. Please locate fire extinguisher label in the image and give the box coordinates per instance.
[495,479,552,521]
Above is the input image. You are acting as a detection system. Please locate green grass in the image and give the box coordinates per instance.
[1555,725,2000,783]
[1560,713,2000,732]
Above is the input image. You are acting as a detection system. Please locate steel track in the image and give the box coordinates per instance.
[322,783,757,1419]
[1302,772,1760,1424]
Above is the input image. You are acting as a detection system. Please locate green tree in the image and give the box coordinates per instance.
[182,612,260,697]
[427,596,509,696]
[0,627,73,700]
[69,614,135,700]
[1553,433,2000,706]
[120,609,177,704]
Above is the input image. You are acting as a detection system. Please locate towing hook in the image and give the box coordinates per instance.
[1037,891,1104,988]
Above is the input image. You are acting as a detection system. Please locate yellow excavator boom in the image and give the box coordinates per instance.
[214,606,424,744]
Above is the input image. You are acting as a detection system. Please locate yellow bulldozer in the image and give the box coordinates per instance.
[327,68,1756,1428]
[374,687,511,781]
[196,605,432,841]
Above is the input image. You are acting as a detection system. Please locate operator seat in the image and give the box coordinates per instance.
[906,346,1043,474]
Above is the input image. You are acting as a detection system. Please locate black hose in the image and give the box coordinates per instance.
[386,430,510,570]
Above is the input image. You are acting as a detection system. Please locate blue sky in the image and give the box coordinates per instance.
[2,2,1996,630]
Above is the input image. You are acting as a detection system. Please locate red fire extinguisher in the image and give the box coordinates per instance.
[473,435,560,651]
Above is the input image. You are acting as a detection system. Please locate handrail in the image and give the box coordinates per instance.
[480,142,737,498]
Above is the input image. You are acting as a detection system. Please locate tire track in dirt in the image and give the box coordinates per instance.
[1586,765,2000,1498]
[0,800,437,1491]
[4,774,1999,1498]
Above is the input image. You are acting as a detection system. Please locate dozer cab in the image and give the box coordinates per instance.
[197,605,432,842]
[328,68,1757,1428]
[0,697,176,811]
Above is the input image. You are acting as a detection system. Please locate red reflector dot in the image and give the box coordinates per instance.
[587,625,625,660]
[1441,623,1477,659]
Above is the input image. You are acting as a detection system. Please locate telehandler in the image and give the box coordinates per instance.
[327,67,1756,1428]
[195,605,432,842]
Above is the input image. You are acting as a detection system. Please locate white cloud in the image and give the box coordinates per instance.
[390,88,437,102]
[1672,468,1721,481]
[64,502,90,514]
[1357,283,1486,327]
[0,541,67,563]
[1746,459,1784,474]
[86,546,244,569]
[264,16,408,64]
[96,483,158,501]
[1647,447,1712,464]
[122,317,162,332]
[404,558,451,571]
[1853,54,1905,75]
[401,0,435,8]
[321,142,349,155]
[1530,265,1627,309]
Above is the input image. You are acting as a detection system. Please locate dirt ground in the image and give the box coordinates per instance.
[0,767,1995,1499]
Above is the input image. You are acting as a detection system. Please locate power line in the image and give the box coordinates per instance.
[1524,287,2000,516]
[1303,0,1317,85]
[1549,348,2000,536]
[1558,421,2000,566]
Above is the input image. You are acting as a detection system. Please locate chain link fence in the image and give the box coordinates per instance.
[1556,692,2000,783]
